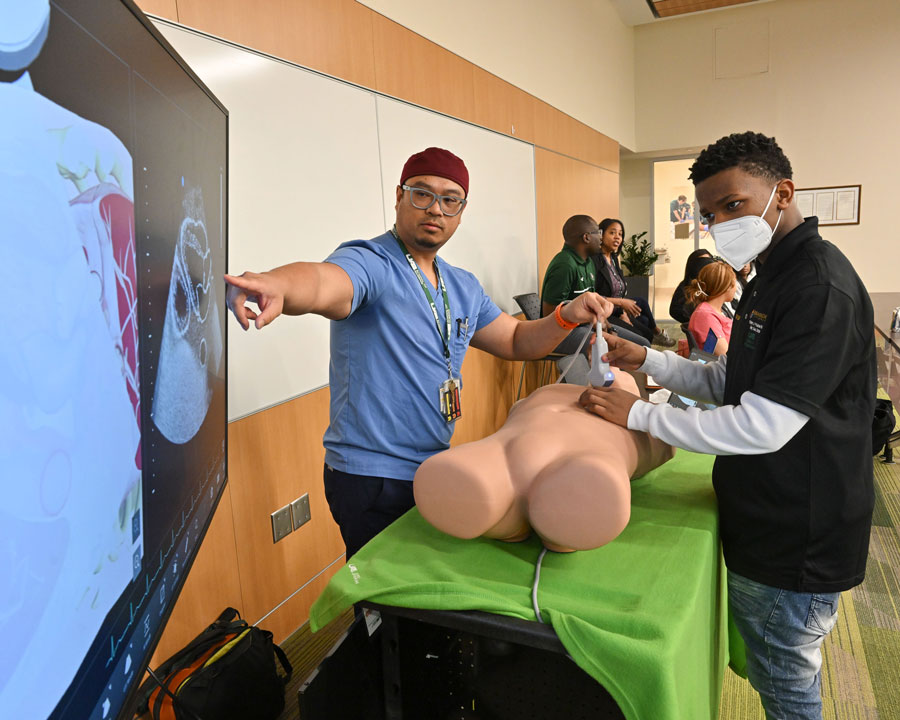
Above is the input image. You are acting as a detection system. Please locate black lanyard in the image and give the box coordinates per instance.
[391,228,454,379]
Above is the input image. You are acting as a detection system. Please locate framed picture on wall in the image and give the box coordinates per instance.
[795,185,861,225]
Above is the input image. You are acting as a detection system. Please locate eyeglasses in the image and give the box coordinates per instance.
[402,184,467,217]
[587,229,601,235]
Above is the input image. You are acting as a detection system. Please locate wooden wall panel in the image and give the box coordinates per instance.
[535,148,619,282]
[452,349,518,446]
[148,483,243,665]
[175,0,377,89]
[227,387,345,624]
[371,13,476,123]
[472,68,536,143]
[532,99,619,173]
[135,0,178,21]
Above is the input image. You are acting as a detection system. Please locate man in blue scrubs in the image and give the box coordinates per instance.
[226,147,610,558]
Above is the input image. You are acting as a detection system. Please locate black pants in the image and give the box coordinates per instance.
[609,296,656,342]
[323,464,416,559]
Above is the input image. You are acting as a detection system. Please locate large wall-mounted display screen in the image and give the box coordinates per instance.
[0,1,228,718]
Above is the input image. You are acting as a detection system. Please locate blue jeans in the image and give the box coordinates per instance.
[727,570,839,720]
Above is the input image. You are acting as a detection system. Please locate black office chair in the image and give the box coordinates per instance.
[513,293,568,399]
[682,322,700,354]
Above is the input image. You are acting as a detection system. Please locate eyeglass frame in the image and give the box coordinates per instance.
[400,183,467,217]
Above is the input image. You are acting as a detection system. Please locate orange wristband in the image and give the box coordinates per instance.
[554,302,579,330]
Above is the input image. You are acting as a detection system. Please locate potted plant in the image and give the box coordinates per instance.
[617,230,658,300]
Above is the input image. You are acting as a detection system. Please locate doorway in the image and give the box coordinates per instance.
[651,157,706,320]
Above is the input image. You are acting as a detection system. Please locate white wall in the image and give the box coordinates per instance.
[357,0,637,150]
[352,0,899,292]
[633,0,900,292]
[619,156,651,246]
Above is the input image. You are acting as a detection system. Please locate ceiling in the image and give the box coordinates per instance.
[609,0,776,26]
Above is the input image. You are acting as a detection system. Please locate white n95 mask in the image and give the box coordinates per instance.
[709,184,783,270]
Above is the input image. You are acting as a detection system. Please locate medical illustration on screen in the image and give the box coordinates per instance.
[0,4,143,717]
[1,1,228,717]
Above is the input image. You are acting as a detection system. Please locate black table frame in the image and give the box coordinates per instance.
[350,602,624,720]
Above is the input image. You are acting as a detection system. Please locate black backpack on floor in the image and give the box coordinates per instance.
[873,398,896,456]
[136,607,292,720]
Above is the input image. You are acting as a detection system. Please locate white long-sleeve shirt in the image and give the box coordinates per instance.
[627,349,809,456]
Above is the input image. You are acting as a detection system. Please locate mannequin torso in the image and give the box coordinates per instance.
[414,371,675,551]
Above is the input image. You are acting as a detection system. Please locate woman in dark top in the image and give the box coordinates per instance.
[592,218,675,346]
[669,248,714,324]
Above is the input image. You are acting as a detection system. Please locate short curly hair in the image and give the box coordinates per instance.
[689,131,792,185]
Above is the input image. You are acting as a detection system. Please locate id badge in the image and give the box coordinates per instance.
[439,378,462,422]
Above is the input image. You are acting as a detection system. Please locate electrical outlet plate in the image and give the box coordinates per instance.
[271,505,292,543]
[291,493,311,530]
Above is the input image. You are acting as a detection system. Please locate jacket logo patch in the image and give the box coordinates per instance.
[744,309,767,350]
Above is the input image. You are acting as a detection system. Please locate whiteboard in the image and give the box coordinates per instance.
[155,21,537,421]
[375,96,537,316]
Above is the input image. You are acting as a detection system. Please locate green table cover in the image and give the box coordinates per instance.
[310,450,736,720]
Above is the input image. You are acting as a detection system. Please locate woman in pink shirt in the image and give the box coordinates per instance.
[685,260,736,356]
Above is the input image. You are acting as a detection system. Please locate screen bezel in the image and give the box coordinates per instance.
[113,1,229,717]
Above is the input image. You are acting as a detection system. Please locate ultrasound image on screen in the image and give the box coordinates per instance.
[0,1,227,718]
[152,184,223,445]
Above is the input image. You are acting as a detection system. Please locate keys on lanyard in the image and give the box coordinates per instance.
[391,228,462,422]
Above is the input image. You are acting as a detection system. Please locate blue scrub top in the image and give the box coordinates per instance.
[323,231,502,480]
